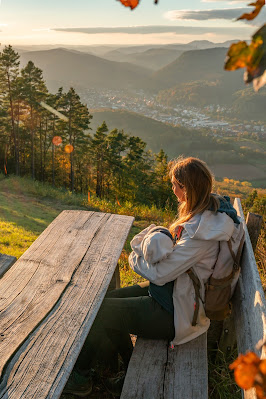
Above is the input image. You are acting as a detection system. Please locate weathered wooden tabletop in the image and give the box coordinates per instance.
[0,210,134,399]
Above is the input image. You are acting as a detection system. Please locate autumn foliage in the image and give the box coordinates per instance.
[230,351,266,397]
[118,0,139,10]
[237,0,265,21]
[224,25,266,91]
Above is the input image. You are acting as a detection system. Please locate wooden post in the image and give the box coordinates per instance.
[0,253,17,278]
[108,264,121,291]
[246,212,263,252]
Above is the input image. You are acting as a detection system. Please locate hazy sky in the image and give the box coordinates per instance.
[0,0,264,46]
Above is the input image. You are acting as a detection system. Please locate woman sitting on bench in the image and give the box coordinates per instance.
[64,156,241,398]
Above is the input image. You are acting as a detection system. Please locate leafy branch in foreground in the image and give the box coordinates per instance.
[237,0,265,21]
[224,25,266,92]
[230,351,266,398]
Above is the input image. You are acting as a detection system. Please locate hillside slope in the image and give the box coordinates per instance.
[20,48,150,92]
[147,47,244,93]
[90,109,266,182]
[103,48,184,70]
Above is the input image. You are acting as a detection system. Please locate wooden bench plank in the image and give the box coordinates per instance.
[0,211,134,399]
[232,199,266,399]
[121,333,208,399]
[0,254,17,278]
[121,339,167,399]
[164,333,208,399]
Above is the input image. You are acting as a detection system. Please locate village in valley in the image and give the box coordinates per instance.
[82,88,266,138]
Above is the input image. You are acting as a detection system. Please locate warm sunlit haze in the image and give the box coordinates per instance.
[0,0,264,46]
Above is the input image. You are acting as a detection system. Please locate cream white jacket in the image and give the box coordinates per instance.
[129,210,241,345]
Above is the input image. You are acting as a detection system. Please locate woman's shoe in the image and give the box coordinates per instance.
[63,369,93,397]
[103,371,125,397]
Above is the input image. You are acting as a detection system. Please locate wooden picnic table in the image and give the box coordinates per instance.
[0,210,134,399]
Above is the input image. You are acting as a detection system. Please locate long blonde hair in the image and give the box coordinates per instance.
[168,157,219,235]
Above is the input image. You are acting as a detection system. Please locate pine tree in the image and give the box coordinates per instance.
[0,45,20,175]
[21,61,48,179]
[56,87,92,191]
[105,129,128,198]
[154,149,172,208]
[89,121,109,198]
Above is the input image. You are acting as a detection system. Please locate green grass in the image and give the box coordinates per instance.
[0,181,60,258]
[0,175,174,259]
[208,349,242,399]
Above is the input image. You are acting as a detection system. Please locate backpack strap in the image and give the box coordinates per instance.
[227,232,245,271]
[150,227,174,242]
[186,269,202,326]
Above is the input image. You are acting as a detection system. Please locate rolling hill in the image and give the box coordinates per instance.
[20,48,150,92]
[103,48,184,71]
[90,109,266,182]
[148,47,244,93]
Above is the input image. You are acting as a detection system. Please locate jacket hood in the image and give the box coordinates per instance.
[181,210,236,241]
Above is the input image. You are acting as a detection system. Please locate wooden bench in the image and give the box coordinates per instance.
[121,198,265,399]
[0,210,134,399]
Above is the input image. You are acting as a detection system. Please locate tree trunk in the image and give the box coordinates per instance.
[7,72,19,175]
[39,120,43,181]
[30,104,35,180]
[51,117,56,185]
[43,117,48,182]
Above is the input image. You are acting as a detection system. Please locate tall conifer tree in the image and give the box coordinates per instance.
[0,45,20,174]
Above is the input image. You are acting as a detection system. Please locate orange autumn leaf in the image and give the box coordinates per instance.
[225,37,264,72]
[65,144,74,154]
[52,136,62,146]
[118,0,139,10]
[238,0,265,21]
[230,351,260,390]
[88,191,91,202]
[116,197,121,206]
[234,363,259,389]
[259,360,266,374]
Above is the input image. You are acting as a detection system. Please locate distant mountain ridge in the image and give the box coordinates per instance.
[103,47,184,70]
[20,48,150,92]
[12,39,238,57]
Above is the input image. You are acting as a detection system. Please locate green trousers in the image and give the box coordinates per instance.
[76,281,175,371]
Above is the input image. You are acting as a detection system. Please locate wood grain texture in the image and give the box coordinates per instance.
[0,211,134,399]
[232,199,266,399]
[121,333,208,399]
[232,199,266,356]
[164,333,208,399]
[120,338,167,399]
[0,254,17,278]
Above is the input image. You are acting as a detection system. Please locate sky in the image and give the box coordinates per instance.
[0,0,264,46]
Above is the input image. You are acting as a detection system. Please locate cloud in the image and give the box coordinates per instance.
[53,25,252,36]
[164,8,266,26]
[165,8,249,21]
